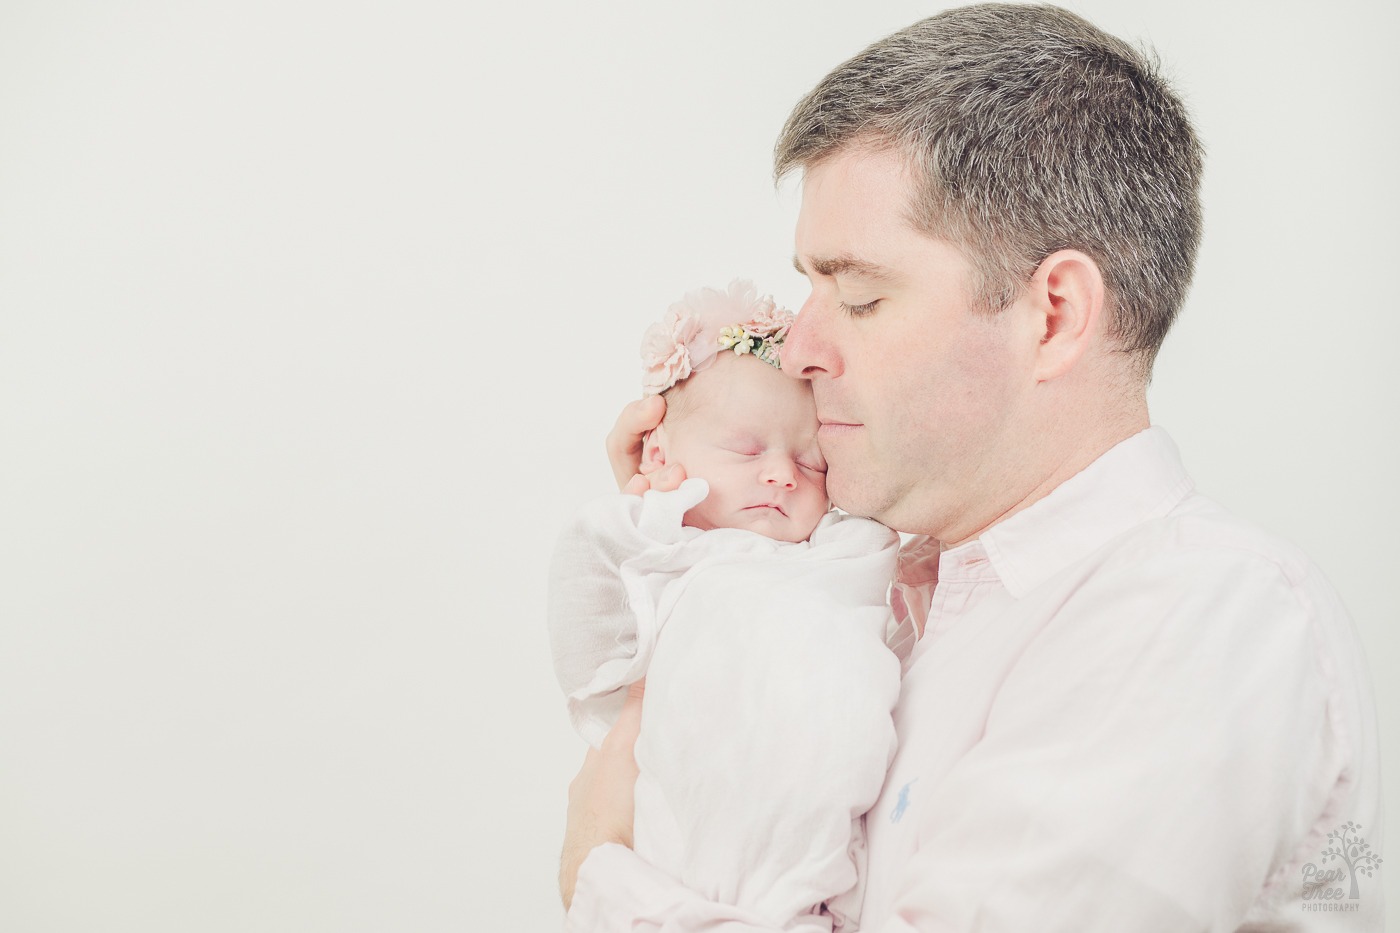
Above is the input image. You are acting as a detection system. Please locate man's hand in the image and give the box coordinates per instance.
[608,396,688,495]
[559,680,646,910]
[606,396,666,490]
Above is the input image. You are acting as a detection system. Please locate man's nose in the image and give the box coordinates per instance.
[781,295,841,379]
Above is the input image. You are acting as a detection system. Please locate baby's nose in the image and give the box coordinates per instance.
[763,458,798,489]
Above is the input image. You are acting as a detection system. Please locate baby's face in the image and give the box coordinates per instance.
[656,353,829,543]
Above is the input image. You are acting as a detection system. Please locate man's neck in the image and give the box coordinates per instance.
[940,402,1150,550]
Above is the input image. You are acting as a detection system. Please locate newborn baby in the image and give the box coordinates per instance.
[548,281,902,931]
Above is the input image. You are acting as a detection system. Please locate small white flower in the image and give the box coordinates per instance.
[718,325,746,350]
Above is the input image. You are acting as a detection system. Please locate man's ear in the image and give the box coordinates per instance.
[639,423,668,475]
[1028,249,1106,382]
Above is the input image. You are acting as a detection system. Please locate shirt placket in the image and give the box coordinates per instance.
[920,547,998,643]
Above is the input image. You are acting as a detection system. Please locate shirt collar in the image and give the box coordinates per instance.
[945,426,1195,599]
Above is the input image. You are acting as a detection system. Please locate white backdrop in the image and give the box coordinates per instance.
[1,1,1395,930]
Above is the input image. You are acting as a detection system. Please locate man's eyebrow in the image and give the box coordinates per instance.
[792,254,898,283]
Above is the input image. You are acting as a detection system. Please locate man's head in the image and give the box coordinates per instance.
[777,4,1202,541]
[776,3,1203,373]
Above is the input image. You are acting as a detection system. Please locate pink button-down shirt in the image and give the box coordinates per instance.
[567,427,1383,931]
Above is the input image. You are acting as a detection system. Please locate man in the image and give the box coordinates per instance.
[560,5,1382,930]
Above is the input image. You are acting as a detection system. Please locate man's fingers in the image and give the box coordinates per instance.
[606,396,666,491]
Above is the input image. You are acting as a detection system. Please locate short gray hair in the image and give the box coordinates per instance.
[775,3,1203,370]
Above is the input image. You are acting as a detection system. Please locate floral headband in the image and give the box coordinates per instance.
[640,280,796,397]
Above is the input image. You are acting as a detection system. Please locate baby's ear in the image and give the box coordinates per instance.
[639,425,668,475]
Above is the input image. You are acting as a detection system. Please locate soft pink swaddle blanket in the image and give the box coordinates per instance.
[549,479,901,930]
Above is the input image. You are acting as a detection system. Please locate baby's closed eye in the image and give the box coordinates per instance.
[718,433,764,457]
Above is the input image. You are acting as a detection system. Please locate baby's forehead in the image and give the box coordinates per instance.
[682,411,813,444]
[684,356,813,403]
[668,355,816,430]
[677,396,817,444]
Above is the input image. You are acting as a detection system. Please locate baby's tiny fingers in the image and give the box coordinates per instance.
[651,464,687,492]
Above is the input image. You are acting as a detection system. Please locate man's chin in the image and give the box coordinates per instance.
[826,475,884,521]
[832,477,928,536]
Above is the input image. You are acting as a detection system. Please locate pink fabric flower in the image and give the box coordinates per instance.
[744,301,794,341]
[640,308,707,396]
[639,280,795,395]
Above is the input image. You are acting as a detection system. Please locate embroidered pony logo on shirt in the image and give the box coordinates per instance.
[890,778,917,824]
